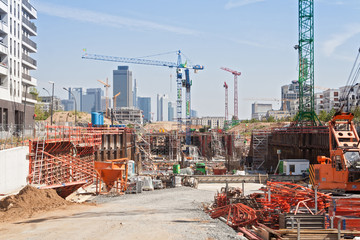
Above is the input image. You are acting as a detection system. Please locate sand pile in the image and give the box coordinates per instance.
[0,185,71,222]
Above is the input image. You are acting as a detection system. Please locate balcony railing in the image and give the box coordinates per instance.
[22,16,37,32]
[22,53,37,67]
[0,0,7,5]
[22,72,31,81]
[22,34,37,49]
[22,91,37,101]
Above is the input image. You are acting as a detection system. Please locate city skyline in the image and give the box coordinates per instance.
[33,0,360,119]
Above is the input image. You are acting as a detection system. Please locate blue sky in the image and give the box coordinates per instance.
[32,0,360,119]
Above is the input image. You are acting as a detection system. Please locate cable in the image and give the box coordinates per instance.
[340,48,360,112]
[135,50,178,59]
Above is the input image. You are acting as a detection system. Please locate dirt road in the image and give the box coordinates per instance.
[0,183,262,240]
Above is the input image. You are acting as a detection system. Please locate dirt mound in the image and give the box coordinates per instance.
[0,185,71,222]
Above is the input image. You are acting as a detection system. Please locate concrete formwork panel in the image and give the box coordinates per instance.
[0,146,29,194]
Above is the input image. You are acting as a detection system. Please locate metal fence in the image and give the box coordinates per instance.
[0,122,47,150]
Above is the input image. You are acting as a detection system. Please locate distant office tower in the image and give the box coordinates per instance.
[0,0,38,126]
[101,96,111,112]
[157,94,167,121]
[68,87,83,112]
[191,110,198,118]
[138,97,151,122]
[113,66,133,108]
[61,99,75,111]
[168,102,174,121]
[82,88,102,113]
[133,79,137,108]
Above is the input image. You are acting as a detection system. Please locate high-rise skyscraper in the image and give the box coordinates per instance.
[168,102,174,121]
[68,87,83,112]
[133,78,137,108]
[138,97,151,122]
[0,0,38,126]
[113,66,133,108]
[157,94,165,121]
[82,88,102,113]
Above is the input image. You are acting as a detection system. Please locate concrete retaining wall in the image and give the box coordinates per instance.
[0,146,29,194]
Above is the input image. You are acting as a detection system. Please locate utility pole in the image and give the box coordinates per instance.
[63,87,77,126]
[49,81,54,125]
[223,82,228,122]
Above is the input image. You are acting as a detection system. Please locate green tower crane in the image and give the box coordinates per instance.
[294,0,320,125]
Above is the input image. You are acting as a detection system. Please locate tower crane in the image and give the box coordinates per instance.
[113,92,121,110]
[97,78,110,117]
[223,82,228,121]
[294,0,320,125]
[82,50,204,159]
[221,67,241,120]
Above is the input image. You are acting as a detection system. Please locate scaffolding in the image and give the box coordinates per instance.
[252,130,271,170]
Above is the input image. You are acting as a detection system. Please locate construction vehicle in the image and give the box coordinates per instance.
[194,162,206,175]
[312,112,360,192]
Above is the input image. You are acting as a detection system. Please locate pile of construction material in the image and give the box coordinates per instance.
[0,185,71,222]
[205,181,360,239]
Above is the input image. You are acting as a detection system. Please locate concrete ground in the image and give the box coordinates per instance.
[0,183,264,240]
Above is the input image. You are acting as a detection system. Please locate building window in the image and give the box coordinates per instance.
[9,38,12,54]
[17,43,19,58]
[9,18,12,34]
[334,92,338,96]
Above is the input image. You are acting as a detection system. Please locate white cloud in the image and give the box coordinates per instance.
[36,2,197,35]
[225,0,265,10]
[323,24,360,56]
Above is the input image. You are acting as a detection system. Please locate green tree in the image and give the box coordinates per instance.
[318,110,328,122]
[267,116,275,122]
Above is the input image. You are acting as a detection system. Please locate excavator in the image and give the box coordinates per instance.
[312,48,360,193]
[312,112,360,192]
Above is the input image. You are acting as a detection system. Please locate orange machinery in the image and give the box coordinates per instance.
[94,158,129,194]
[312,112,360,192]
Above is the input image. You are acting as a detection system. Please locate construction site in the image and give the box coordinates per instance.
[1,1,360,240]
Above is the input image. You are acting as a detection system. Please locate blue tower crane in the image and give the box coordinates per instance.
[82,50,204,158]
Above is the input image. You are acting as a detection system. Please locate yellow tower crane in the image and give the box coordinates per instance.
[97,78,110,117]
[113,92,121,110]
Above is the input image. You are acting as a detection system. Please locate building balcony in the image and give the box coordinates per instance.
[22,34,36,52]
[22,91,37,104]
[22,16,37,36]
[0,61,7,76]
[22,53,37,70]
[22,0,37,19]
[22,72,36,86]
[0,42,7,56]
[0,0,7,13]
[0,20,8,34]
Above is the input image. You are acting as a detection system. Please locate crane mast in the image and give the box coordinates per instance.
[295,0,319,125]
[223,82,228,122]
[221,67,241,120]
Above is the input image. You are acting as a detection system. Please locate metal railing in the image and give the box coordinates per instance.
[22,16,37,32]
[22,34,37,49]
[22,91,37,100]
[22,0,36,13]
[22,53,37,67]
[0,123,47,150]
[22,72,31,81]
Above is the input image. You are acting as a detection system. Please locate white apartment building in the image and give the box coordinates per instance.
[314,92,324,114]
[0,0,37,127]
[323,89,340,112]
[339,84,360,111]
[191,116,225,129]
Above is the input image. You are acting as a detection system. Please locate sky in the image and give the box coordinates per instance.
[31,0,360,119]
